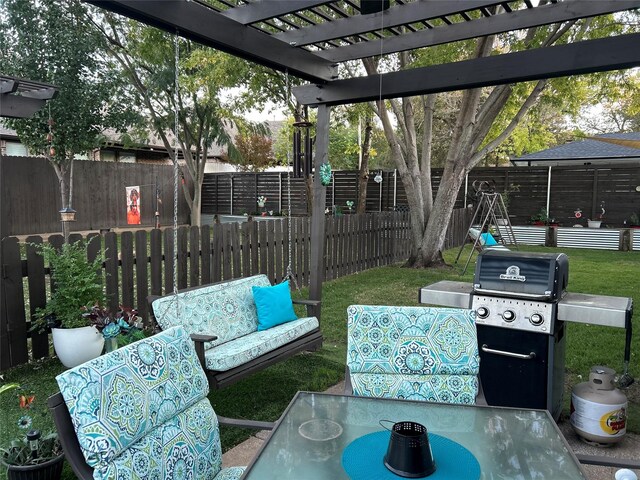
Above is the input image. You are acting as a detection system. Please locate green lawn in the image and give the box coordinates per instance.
[1,245,638,479]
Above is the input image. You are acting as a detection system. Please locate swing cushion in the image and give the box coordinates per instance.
[204,316,319,371]
[151,275,271,347]
[150,274,321,373]
[252,281,297,331]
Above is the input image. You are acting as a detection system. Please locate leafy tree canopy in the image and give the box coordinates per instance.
[1,0,136,179]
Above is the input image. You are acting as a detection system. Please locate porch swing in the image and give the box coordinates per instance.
[148,52,323,390]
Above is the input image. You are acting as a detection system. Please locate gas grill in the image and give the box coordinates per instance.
[420,250,633,421]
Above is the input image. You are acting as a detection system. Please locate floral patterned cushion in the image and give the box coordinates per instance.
[151,275,271,347]
[99,398,245,480]
[347,305,479,404]
[350,373,478,405]
[56,326,226,479]
[205,316,319,371]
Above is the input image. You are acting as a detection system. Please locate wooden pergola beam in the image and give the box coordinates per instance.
[314,0,640,62]
[86,0,337,83]
[221,0,333,25]
[293,33,640,106]
[275,0,503,47]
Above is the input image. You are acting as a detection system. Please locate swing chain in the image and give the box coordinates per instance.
[172,32,181,318]
[285,70,299,291]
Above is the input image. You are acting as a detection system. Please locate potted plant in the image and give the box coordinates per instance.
[31,239,106,368]
[0,384,64,480]
[588,201,605,228]
[626,212,640,228]
[82,304,144,352]
[530,208,549,226]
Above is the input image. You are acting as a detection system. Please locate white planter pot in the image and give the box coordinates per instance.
[52,326,104,368]
[587,220,602,228]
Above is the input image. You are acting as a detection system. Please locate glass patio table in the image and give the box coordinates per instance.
[241,392,587,480]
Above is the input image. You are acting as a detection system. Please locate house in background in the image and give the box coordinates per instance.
[511,132,640,167]
[1,120,284,172]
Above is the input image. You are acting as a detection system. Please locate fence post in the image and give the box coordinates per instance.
[591,169,599,220]
[546,166,552,217]
[546,226,557,248]
[621,229,631,252]
[230,176,234,215]
[279,173,282,214]
[393,169,397,210]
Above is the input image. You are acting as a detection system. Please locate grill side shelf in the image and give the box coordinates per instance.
[557,293,632,328]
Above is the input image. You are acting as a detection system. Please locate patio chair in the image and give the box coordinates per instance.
[48,326,272,480]
[344,305,483,405]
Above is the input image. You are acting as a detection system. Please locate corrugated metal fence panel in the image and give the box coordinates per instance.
[557,228,620,250]
[632,229,640,251]
[498,226,547,245]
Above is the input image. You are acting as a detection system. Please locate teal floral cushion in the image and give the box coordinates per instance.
[350,373,478,405]
[152,275,271,347]
[347,305,479,404]
[56,327,214,476]
[99,398,236,480]
[205,316,319,371]
[215,467,246,480]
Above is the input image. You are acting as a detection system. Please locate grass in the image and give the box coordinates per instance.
[1,245,638,479]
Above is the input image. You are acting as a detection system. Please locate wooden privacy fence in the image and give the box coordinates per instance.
[4,210,456,370]
[203,164,640,227]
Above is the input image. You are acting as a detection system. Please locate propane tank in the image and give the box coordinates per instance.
[570,366,627,446]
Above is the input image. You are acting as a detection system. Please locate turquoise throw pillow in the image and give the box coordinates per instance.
[252,281,297,331]
[480,232,498,246]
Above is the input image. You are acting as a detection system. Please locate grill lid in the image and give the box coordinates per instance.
[473,250,569,301]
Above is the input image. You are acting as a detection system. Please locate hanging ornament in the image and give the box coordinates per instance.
[374,171,383,184]
[319,162,332,186]
[574,208,582,219]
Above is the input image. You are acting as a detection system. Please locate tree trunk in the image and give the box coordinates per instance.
[406,166,467,267]
[190,191,201,226]
[356,120,373,214]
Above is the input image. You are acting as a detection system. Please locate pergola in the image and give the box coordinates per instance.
[88,0,640,313]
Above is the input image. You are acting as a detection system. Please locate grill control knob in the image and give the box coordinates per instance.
[476,307,489,319]
[502,310,515,322]
[530,313,544,326]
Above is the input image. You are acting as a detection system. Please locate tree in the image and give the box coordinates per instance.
[363,11,637,267]
[231,133,275,172]
[577,72,640,133]
[1,0,135,232]
[90,13,249,226]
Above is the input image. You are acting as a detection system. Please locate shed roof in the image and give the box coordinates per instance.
[512,132,640,162]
